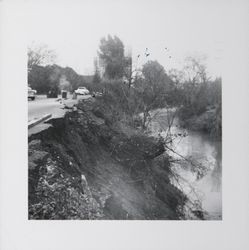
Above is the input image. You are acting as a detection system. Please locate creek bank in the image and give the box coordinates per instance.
[177,105,222,138]
[148,108,222,220]
[28,98,187,220]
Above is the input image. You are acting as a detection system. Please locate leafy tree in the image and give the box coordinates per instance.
[123,54,133,88]
[28,65,60,94]
[98,35,126,79]
[134,60,173,128]
[92,58,101,84]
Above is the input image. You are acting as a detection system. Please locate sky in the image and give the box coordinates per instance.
[26,0,236,77]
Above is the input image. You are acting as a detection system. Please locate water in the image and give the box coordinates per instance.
[149,108,222,220]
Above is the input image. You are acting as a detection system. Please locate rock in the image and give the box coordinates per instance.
[29,161,38,170]
[90,114,105,126]
[81,174,87,182]
[29,150,49,165]
[29,139,42,149]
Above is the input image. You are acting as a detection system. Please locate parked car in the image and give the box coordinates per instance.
[75,86,89,95]
[28,87,36,100]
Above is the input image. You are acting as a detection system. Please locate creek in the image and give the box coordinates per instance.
[149,108,222,220]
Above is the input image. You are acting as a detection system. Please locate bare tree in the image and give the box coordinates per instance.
[28,44,56,72]
[168,68,185,86]
[183,56,210,85]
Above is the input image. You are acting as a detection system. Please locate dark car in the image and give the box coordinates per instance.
[28,87,36,100]
[47,88,59,98]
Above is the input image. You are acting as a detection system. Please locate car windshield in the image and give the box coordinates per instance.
[79,87,86,89]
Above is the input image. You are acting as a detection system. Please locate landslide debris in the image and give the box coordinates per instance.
[28,98,186,220]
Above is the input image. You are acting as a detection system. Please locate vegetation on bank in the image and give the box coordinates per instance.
[29,98,187,219]
[169,57,222,138]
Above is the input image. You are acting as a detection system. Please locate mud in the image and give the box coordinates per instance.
[28,98,186,220]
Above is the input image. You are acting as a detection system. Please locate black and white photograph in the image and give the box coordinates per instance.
[27,0,222,220]
[2,0,249,249]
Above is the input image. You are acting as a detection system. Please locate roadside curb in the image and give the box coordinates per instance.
[28,114,52,129]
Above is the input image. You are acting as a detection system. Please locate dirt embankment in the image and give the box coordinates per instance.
[28,98,186,220]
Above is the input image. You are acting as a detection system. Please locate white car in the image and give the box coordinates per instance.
[28,87,36,100]
[75,87,90,95]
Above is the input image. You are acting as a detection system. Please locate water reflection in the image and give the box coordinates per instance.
[150,110,222,220]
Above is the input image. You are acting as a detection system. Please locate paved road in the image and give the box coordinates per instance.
[28,94,91,121]
[28,94,91,136]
